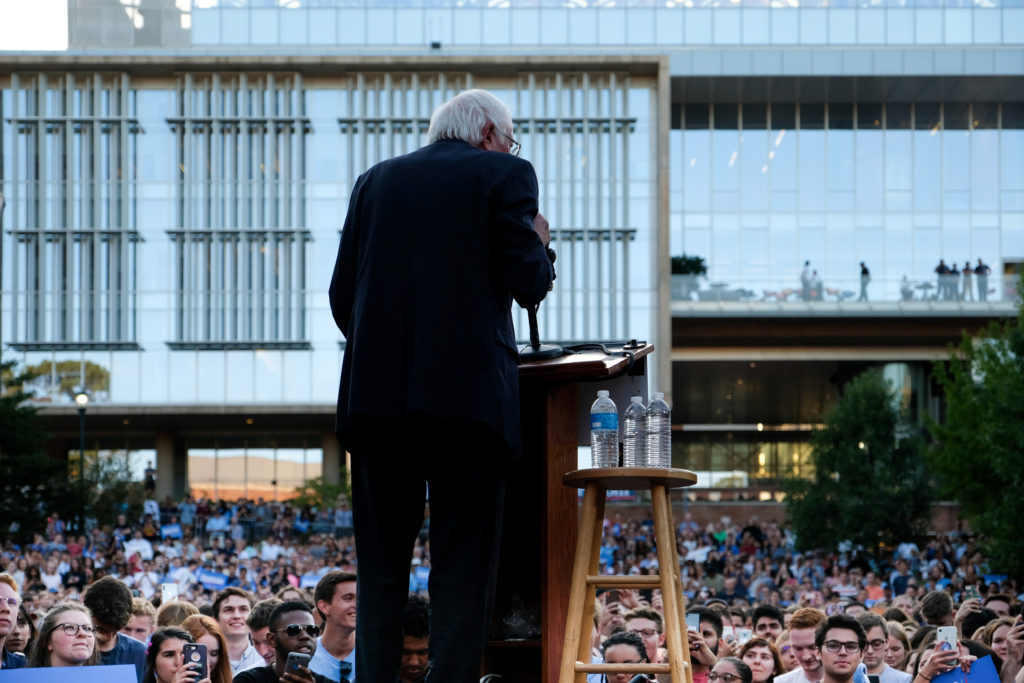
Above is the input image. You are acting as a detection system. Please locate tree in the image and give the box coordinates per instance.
[0,361,76,542]
[292,475,348,511]
[784,369,933,554]
[930,305,1024,577]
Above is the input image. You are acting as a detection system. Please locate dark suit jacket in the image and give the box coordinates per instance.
[330,139,554,456]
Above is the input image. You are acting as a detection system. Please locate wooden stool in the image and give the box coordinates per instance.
[559,467,698,683]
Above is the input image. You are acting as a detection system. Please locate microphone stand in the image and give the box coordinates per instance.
[519,245,563,361]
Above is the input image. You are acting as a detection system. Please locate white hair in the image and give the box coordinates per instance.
[426,89,513,145]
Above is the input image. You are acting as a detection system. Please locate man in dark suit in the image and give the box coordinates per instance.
[329,89,554,683]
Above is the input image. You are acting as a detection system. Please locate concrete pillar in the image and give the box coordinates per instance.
[321,431,342,486]
[155,432,188,499]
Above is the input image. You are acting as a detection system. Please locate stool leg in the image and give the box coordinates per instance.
[577,485,606,683]
[653,484,693,683]
[560,484,602,683]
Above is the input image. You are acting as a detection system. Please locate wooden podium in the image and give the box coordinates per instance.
[483,343,653,682]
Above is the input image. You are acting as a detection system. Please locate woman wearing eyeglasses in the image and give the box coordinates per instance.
[181,615,233,683]
[26,602,100,667]
[712,657,754,683]
[143,627,213,683]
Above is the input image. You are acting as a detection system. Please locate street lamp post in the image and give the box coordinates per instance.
[75,392,89,533]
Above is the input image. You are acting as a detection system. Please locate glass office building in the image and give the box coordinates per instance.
[0,0,1020,497]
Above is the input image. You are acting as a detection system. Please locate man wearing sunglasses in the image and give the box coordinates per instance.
[330,88,553,683]
[235,600,329,683]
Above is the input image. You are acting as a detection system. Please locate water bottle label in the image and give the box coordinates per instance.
[591,413,618,430]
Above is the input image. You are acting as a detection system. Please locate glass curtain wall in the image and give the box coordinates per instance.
[670,101,1024,304]
[1,69,656,405]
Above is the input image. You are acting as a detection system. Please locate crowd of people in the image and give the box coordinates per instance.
[1,495,1022,682]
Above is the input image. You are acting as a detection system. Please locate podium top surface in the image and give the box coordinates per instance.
[563,467,698,490]
[518,343,652,382]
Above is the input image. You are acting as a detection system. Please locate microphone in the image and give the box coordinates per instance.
[519,244,563,361]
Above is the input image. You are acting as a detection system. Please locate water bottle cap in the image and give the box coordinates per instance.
[631,396,644,403]
[597,390,609,397]
[654,392,665,400]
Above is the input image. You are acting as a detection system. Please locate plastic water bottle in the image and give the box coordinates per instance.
[590,390,619,468]
[646,392,672,468]
[622,396,647,467]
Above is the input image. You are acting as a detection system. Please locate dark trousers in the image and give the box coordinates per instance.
[350,418,508,683]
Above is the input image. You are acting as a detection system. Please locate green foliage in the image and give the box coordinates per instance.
[88,451,146,530]
[670,254,708,276]
[784,369,933,553]
[0,361,73,542]
[292,475,348,511]
[23,359,110,400]
[930,306,1024,577]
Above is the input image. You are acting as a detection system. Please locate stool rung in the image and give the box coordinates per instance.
[587,575,661,588]
[576,662,674,674]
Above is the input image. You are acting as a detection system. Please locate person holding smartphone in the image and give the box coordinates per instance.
[234,601,329,683]
[141,627,212,683]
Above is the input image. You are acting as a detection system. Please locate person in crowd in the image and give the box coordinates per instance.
[248,598,283,667]
[398,594,430,683]
[0,574,26,669]
[181,615,233,683]
[858,262,870,302]
[159,601,200,628]
[8,603,38,657]
[601,630,652,683]
[982,595,1013,619]
[714,657,755,683]
[142,626,210,683]
[910,630,975,683]
[754,606,786,644]
[856,613,910,683]
[83,575,148,682]
[329,88,552,683]
[311,571,356,683]
[816,614,866,683]
[234,600,322,683]
[26,601,100,668]
[124,596,158,643]
[775,608,827,683]
[688,606,725,683]
[884,621,911,673]
[741,637,785,683]
[277,587,309,604]
[976,617,1013,663]
[213,586,264,674]
[919,592,954,627]
[625,607,666,669]
[777,630,799,672]
[975,258,990,301]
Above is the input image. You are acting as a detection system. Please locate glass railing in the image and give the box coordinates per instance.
[670,273,1022,307]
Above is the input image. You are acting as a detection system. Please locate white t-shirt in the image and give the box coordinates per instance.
[230,642,266,676]
[776,666,821,683]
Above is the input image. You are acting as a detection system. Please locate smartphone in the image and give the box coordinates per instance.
[161,583,179,605]
[183,643,207,680]
[737,628,753,645]
[936,626,958,651]
[723,625,735,641]
[605,589,622,604]
[686,613,701,632]
[285,652,311,676]
[868,675,881,683]
[964,585,981,601]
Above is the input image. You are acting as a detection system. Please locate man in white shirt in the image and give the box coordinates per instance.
[775,608,828,683]
[214,587,265,675]
[855,613,911,683]
[310,571,356,683]
[123,531,154,562]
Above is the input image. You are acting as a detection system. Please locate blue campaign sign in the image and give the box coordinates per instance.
[196,568,229,590]
[161,524,183,539]
[300,573,320,589]
[933,655,999,683]
[1,664,137,683]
